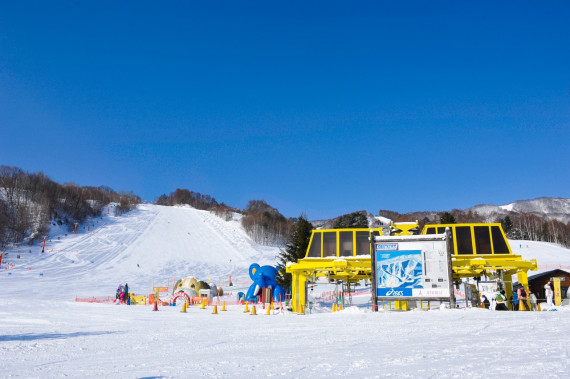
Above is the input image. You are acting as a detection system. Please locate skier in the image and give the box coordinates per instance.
[544,281,554,309]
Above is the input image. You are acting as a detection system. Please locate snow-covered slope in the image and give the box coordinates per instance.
[1,204,280,299]
[511,239,570,275]
[3,204,570,377]
[2,203,570,300]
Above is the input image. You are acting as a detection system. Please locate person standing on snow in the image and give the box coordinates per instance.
[517,286,530,311]
[124,283,129,305]
[545,281,554,309]
[510,291,519,311]
[493,290,508,311]
[529,290,538,311]
[481,295,490,309]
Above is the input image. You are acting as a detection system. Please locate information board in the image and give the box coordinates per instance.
[375,237,452,300]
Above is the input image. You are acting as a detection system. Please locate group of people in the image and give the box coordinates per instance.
[115,283,130,305]
[480,281,554,311]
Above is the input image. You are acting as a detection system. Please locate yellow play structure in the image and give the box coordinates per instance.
[286,222,537,313]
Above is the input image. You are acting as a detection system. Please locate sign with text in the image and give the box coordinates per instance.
[375,238,451,299]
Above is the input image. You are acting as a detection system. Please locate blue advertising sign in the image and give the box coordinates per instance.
[376,249,422,297]
[374,240,451,299]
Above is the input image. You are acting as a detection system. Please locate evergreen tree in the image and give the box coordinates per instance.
[275,214,313,291]
[502,216,513,234]
[333,211,369,228]
[439,212,456,224]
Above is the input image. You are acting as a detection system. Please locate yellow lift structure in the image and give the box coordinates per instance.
[286,222,537,313]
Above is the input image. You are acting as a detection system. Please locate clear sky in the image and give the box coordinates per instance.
[1,1,569,219]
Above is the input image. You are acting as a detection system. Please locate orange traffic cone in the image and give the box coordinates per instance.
[212,305,218,314]
[221,301,227,311]
[266,305,271,315]
[181,301,187,313]
[339,303,343,311]
[201,299,206,309]
[251,305,257,315]
[271,302,275,310]
[244,302,249,313]
[332,303,337,312]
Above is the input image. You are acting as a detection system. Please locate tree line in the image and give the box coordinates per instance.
[0,166,140,248]
[155,190,291,244]
[379,208,570,248]
[155,189,240,222]
[155,189,219,210]
[240,200,291,245]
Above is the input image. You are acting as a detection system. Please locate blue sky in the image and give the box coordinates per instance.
[1,1,569,219]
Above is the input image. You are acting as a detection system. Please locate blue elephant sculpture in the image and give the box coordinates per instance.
[245,263,286,302]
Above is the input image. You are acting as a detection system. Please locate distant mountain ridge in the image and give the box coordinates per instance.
[374,197,570,247]
[468,197,570,224]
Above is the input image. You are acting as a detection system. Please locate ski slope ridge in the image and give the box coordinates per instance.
[1,204,280,300]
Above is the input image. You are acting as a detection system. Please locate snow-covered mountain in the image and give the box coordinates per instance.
[468,197,570,224]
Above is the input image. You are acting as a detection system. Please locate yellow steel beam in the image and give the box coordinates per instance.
[286,252,537,313]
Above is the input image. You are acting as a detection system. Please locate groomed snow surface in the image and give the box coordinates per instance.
[2,204,570,378]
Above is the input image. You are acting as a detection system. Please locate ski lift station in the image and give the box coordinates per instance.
[286,222,537,313]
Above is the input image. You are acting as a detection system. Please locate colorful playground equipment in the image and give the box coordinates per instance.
[170,276,216,305]
[245,263,286,303]
[286,222,537,313]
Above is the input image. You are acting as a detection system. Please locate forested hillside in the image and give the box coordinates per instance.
[0,166,140,247]
[379,199,570,247]
[4,166,567,250]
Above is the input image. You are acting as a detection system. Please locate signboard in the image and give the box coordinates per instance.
[554,277,562,306]
[374,237,452,300]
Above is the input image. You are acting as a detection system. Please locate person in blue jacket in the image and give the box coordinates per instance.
[124,283,129,305]
[511,291,519,311]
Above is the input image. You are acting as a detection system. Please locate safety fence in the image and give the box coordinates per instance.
[74,295,283,307]
[537,264,570,270]
[75,296,116,304]
[311,288,369,303]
